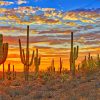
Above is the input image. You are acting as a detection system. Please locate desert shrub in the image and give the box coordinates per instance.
[61,73,69,82]
[41,72,50,81]
[32,91,43,99]
[11,80,21,86]
[41,72,55,82]
[0,93,11,100]
[5,87,29,97]
[28,74,34,80]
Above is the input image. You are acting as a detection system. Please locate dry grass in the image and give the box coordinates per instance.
[0,69,99,100]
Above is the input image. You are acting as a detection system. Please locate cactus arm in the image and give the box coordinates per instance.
[19,39,23,59]
[34,48,41,76]
[0,34,3,47]
[22,49,26,64]
[19,39,26,64]
[28,50,34,66]
[34,57,39,74]
[76,46,79,58]
[0,34,8,66]
[3,43,8,61]
[34,49,41,67]
[0,43,8,64]
[74,47,76,60]
[74,46,79,60]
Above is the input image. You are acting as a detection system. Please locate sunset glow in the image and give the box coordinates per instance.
[0,0,100,72]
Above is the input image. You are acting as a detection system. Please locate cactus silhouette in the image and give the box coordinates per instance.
[51,59,55,72]
[59,57,63,73]
[19,25,34,81]
[34,48,41,76]
[95,54,100,67]
[13,65,16,80]
[3,63,5,80]
[0,34,8,80]
[81,53,98,72]
[81,56,87,69]
[49,59,55,73]
[70,32,79,76]
[87,53,95,70]
[6,64,11,80]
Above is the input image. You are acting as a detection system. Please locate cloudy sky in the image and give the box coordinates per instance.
[0,0,99,10]
[0,0,100,71]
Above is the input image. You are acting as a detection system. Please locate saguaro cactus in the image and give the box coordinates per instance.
[34,49,41,76]
[6,64,11,80]
[3,63,5,80]
[19,25,34,81]
[81,56,87,69]
[87,53,95,70]
[95,54,100,67]
[59,57,63,73]
[52,59,55,72]
[13,65,16,80]
[0,34,8,80]
[70,32,79,76]
[47,59,55,73]
[50,59,55,73]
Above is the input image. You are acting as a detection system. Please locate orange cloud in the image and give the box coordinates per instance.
[0,1,13,6]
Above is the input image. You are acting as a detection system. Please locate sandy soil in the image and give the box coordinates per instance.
[0,70,100,100]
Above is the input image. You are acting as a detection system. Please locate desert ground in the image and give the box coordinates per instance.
[0,69,99,100]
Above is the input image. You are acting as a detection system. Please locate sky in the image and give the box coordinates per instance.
[0,0,100,72]
[0,0,100,11]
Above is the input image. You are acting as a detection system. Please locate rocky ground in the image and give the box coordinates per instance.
[0,70,100,100]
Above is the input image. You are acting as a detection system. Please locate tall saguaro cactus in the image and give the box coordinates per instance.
[34,48,41,76]
[59,57,63,73]
[0,34,8,80]
[19,25,34,81]
[70,32,79,76]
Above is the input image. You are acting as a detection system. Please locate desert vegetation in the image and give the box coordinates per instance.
[0,25,99,100]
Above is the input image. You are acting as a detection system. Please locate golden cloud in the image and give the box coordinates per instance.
[0,1,13,6]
